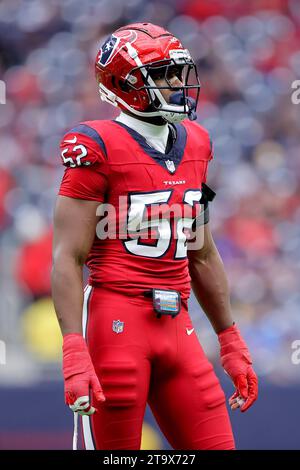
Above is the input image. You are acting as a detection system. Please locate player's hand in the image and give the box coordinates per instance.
[217,324,258,413]
[62,333,106,415]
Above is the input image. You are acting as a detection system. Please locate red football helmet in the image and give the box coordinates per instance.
[95,23,201,123]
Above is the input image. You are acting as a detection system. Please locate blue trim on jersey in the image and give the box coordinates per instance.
[113,121,187,174]
[68,124,107,157]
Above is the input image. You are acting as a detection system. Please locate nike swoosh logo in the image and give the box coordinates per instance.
[64,136,77,144]
[186,328,194,336]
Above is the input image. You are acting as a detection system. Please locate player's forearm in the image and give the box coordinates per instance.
[51,255,84,336]
[188,247,234,334]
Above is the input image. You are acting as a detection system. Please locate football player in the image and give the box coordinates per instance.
[52,22,258,450]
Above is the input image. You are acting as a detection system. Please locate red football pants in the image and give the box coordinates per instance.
[81,285,235,450]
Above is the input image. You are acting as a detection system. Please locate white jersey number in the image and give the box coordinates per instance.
[124,189,202,259]
[61,144,88,167]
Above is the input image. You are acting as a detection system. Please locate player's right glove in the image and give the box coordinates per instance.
[62,333,105,415]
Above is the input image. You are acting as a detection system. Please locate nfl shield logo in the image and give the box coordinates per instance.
[165,160,176,173]
[112,320,124,334]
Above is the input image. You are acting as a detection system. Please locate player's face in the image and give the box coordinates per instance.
[151,65,183,104]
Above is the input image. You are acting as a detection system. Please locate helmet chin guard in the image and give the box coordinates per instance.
[158,92,198,123]
[95,23,201,123]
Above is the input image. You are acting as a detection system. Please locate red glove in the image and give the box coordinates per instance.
[218,324,258,413]
[63,333,105,415]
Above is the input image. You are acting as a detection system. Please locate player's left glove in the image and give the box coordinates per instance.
[218,323,258,412]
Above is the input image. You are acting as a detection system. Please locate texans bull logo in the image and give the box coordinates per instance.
[97,30,138,67]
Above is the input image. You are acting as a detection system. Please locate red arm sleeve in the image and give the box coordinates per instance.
[58,125,108,202]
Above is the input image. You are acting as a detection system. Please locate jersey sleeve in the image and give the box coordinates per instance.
[202,134,214,183]
[190,123,214,226]
[184,120,214,183]
[58,124,108,202]
[200,136,214,224]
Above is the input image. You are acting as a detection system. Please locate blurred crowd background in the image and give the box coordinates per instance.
[1,0,300,449]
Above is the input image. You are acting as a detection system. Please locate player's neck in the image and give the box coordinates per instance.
[116,112,169,137]
[116,111,170,154]
[120,110,167,127]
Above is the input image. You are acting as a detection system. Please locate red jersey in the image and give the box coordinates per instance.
[59,119,213,299]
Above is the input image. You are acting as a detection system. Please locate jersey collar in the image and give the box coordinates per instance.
[113,120,187,175]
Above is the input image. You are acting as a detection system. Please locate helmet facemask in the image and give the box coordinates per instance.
[123,49,201,123]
